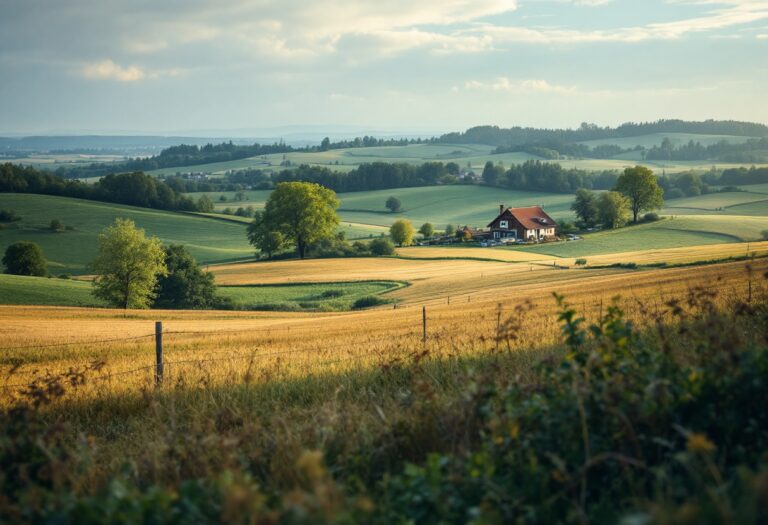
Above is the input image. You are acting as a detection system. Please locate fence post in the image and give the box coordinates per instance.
[448,296,450,305]
[422,306,426,344]
[155,321,163,386]
[495,304,502,352]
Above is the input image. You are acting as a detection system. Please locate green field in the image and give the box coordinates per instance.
[516,215,768,257]
[0,274,107,307]
[0,194,253,274]
[0,273,399,311]
[218,281,402,311]
[149,138,768,177]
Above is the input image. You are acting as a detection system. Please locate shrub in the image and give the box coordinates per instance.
[574,258,587,266]
[2,241,47,276]
[762,230,768,240]
[49,219,65,232]
[352,295,388,309]
[666,188,685,199]
[0,209,20,222]
[643,212,660,222]
[370,238,395,256]
[57,273,72,279]
[320,289,345,298]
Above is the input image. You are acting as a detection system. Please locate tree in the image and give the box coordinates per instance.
[197,194,215,213]
[418,222,434,238]
[154,245,217,309]
[320,137,331,151]
[390,219,415,247]
[369,237,395,255]
[597,191,630,229]
[3,241,47,276]
[445,224,455,236]
[91,218,167,309]
[385,196,402,213]
[482,161,505,186]
[251,182,340,259]
[571,188,598,227]
[614,166,664,223]
[247,211,287,259]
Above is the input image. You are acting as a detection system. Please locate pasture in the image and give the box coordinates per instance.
[0,274,106,307]
[0,194,254,273]
[150,138,768,177]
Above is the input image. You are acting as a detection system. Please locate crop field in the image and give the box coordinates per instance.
[0,194,253,273]
[4,153,127,166]
[1,257,763,405]
[577,132,758,149]
[0,274,106,307]
[663,188,768,215]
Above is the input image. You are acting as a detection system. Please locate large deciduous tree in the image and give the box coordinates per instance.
[91,218,167,309]
[597,191,630,229]
[154,244,217,309]
[571,188,598,227]
[250,182,340,259]
[390,219,415,247]
[2,241,47,276]
[418,222,434,239]
[614,166,664,223]
[385,196,402,213]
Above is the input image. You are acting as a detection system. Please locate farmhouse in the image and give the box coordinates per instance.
[487,204,557,242]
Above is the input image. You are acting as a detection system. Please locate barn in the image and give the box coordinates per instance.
[487,204,558,242]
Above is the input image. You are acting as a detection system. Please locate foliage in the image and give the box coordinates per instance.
[351,295,389,309]
[418,222,434,239]
[389,219,416,247]
[643,212,660,222]
[369,237,395,256]
[614,165,664,223]
[597,191,630,229]
[247,211,288,259]
[49,218,65,232]
[196,194,215,213]
[154,245,217,309]
[0,209,20,222]
[571,188,598,227]
[2,241,47,276]
[253,182,340,259]
[91,218,167,309]
[385,196,402,213]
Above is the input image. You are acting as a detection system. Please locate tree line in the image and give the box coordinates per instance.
[646,137,768,163]
[0,163,206,212]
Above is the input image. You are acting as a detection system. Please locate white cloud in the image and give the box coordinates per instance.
[82,59,145,82]
[464,77,575,93]
[572,0,613,6]
[757,33,768,38]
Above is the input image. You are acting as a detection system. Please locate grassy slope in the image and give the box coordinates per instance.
[152,138,768,177]
[0,194,253,274]
[0,274,107,307]
[219,281,401,311]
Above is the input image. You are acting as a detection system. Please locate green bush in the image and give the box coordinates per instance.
[574,258,587,266]
[643,212,660,222]
[0,209,20,222]
[369,238,395,256]
[352,295,388,309]
[320,289,344,298]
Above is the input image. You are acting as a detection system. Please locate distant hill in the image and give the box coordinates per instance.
[436,120,768,147]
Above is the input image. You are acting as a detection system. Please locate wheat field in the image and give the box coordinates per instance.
[2,254,764,405]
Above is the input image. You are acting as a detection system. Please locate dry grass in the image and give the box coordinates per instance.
[396,246,553,262]
[2,257,764,406]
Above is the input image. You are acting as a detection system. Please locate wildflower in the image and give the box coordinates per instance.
[686,433,716,454]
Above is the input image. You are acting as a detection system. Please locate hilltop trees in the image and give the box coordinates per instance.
[248,182,340,259]
[91,218,167,309]
[390,219,416,247]
[2,241,47,276]
[154,245,217,309]
[247,212,287,259]
[614,166,664,223]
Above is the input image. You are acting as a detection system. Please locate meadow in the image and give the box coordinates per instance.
[0,194,254,273]
[148,136,768,177]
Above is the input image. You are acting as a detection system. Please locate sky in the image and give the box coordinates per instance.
[1,0,767,136]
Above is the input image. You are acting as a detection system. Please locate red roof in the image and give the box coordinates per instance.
[487,206,557,229]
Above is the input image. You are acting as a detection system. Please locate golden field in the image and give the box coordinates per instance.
[2,241,765,405]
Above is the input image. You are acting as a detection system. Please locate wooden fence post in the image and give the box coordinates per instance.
[495,304,502,352]
[155,321,163,386]
[422,306,427,344]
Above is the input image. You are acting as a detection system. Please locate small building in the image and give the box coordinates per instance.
[487,204,557,242]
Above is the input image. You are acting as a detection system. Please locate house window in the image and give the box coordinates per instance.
[499,220,508,229]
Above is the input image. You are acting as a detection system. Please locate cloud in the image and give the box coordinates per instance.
[81,59,145,82]
[572,0,613,6]
[464,77,575,93]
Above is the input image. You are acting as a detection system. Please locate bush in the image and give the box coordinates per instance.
[643,212,660,222]
[369,238,395,256]
[2,241,47,276]
[574,258,587,266]
[49,219,65,232]
[0,209,20,222]
[666,188,685,199]
[320,289,345,298]
[352,295,388,309]
[57,273,72,279]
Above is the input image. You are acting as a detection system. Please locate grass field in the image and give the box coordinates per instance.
[0,194,254,273]
[150,138,768,177]
[0,274,107,307]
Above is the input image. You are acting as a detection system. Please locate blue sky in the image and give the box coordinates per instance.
[1,0,766,135]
